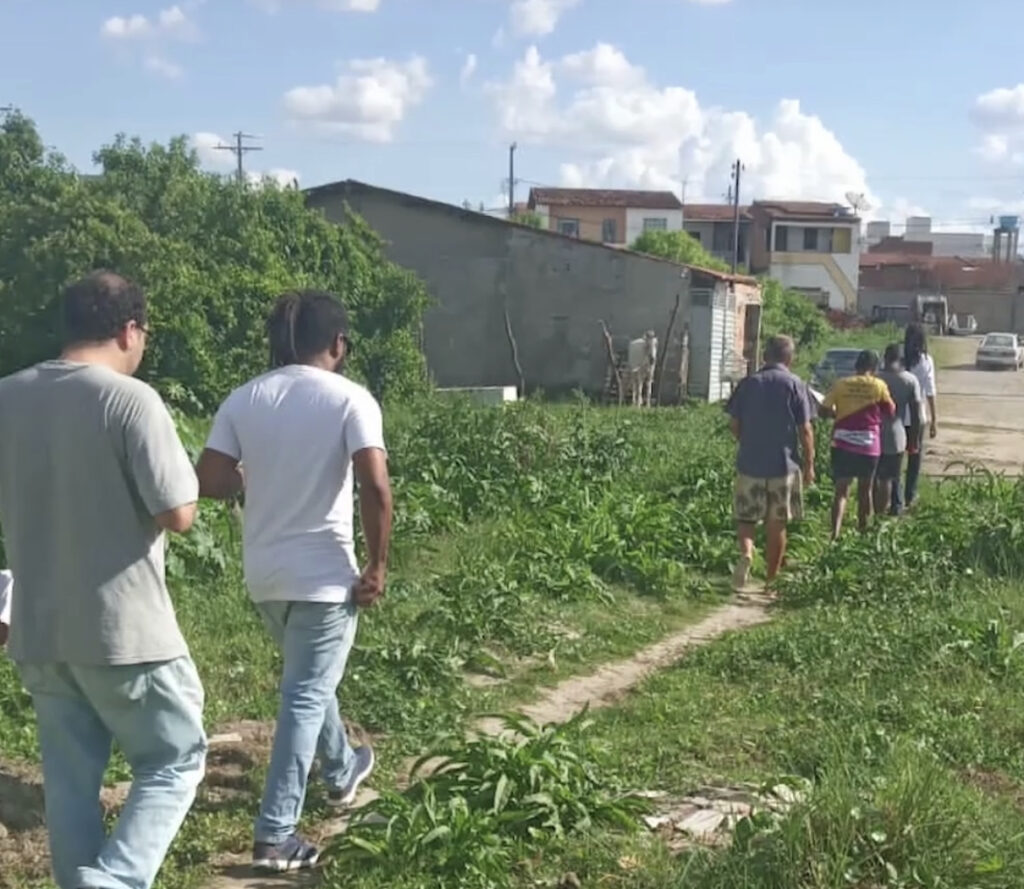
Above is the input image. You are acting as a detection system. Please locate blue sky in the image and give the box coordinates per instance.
[3,0,1024,231]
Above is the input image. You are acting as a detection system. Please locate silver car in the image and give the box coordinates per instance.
[976,332,1024,370]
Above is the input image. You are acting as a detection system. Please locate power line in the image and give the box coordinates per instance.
[214,131,263,185]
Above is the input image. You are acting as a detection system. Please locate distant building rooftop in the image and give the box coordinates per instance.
[683,203,752,222]
[528,187,682,210]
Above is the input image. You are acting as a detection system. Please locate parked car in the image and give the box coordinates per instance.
[811,348,862,390]
[976,332,1024,370]
[947,313,978,336]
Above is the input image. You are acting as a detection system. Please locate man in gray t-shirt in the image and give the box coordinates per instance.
[0,272,206,889]
[875,343,922,518]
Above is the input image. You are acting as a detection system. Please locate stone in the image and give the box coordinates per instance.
[208,732,244,746]
[676,809,725,837]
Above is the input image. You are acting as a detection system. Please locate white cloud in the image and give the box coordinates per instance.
[283,56,431,142]
[489,44,875,206]
[973,84,1024,128]
[460,53,478,87]
[144,54,183,79]
[253,0,380,11]
[509,0,580,37]
[101,4,196,40]
[191,132,234,169]
[248,168,302,188]
[972,84,1024,167]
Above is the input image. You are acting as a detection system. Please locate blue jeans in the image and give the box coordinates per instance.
[255,601,358,844]
[17,657,207,889]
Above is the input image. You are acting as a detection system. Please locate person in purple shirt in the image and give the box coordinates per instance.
[725,335,815,591]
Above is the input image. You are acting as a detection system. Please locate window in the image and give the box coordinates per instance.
[687,229,702,243]
[643,217,668,231]
[601,218,618,243]
[557,218,580,238]
[774,225,789,251]
[802,227,818,251]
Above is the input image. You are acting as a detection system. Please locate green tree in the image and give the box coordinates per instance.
[630,229,730,272]
[759,278,829,350]
[511,210,544,229]
[0,113,430,409]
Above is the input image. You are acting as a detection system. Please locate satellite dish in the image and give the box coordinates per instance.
[845,191,871,214]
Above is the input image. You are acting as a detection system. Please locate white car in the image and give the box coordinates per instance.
[976,332,1024,370]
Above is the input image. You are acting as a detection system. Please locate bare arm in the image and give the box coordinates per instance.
[155,503,198,534]
[195,448,245,501]
[729,417,741,441]
[799,422,815,485]
[927,395,937,436]
[352,447,393,607]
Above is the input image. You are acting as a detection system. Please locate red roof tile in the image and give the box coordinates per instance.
[529,187,682,210]
[683,203,752,221]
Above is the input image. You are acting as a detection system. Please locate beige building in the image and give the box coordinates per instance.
[527,188,684,247]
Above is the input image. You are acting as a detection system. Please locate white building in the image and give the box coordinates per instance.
[527,188,683,247]
[749,201,861,311]
[865,216,989,258]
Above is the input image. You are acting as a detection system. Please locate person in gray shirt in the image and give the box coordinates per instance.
[0,272,206,889]
[875,342,923,518]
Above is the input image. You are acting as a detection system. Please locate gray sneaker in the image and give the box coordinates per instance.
[252,834,319,873]
[326,745,375,809]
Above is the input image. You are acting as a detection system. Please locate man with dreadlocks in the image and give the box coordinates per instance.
[196,290,393,873]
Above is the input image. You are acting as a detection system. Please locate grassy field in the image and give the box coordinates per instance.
[3,326,1021,889]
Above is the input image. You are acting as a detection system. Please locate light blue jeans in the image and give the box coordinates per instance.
[17,657,207,889]
[255,601,358,844]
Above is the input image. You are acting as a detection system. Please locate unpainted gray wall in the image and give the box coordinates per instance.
[310,186,690,398]
[858,288,1024,333]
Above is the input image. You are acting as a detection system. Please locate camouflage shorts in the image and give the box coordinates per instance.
[734,472,803,525]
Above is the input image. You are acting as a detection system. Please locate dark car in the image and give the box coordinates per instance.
[810,348,861,391]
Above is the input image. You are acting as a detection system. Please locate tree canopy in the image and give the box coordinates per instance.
[0,110,430,411]
[630,229,730,272]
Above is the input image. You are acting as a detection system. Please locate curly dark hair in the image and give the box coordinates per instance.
[266,290,350,368]
[903,322,928,371]
[62,271,147,346]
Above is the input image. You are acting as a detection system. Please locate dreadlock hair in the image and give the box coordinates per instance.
[903,322,928,372]
[266,290,350,369]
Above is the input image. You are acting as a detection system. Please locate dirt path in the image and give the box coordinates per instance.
[201,593,773,889]
[926,337,1024,477]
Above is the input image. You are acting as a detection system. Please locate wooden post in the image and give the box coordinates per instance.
[503,308,526,397]
[599,320,623,405]
[678,323,690,402]
[654,292,681,406]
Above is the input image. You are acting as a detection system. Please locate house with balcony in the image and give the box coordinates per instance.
[682,204,753,270]
[749,201,861,311]
[527,188,683,247]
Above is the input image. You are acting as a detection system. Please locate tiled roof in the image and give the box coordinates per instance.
[753,200,858,221]
[860,253,1022,291]
[683,203,752,221]
[529,187,682,210]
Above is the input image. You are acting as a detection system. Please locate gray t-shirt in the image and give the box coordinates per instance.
[0,361,198,665]
[726,365,811,478]
[877,368,922,455]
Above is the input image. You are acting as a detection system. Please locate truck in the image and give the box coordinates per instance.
[913,294,948,336]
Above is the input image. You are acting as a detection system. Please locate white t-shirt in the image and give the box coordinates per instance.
[205,366,386,604]
[906,353,936,423]
[0,570,12,626]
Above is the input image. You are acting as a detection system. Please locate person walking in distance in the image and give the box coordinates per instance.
[726,335,815,591]
[0,272,205,889]
[821,349,896,539]
[196,291,393,873]
[893,323,938,513]
[875,343,923,517]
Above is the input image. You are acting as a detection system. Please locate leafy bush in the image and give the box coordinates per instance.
[0,110,430,410]
[329,711,646,887]
[631,229,729,271]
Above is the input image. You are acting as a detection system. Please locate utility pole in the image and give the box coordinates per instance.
[730,158,743,274]
[508,142,517,217]
[214,131,263,185]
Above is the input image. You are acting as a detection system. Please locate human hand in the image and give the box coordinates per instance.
[353,564,386,608]
[803,465,815,487]
[929,422,937,440]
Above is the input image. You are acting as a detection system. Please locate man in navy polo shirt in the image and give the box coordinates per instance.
[726,335,815,591]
